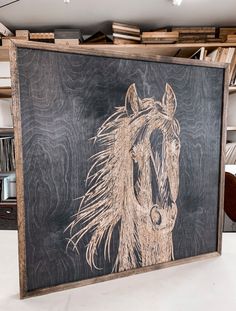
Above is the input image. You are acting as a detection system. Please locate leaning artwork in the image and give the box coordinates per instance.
[10,42,227,298]
[67,83,181,271]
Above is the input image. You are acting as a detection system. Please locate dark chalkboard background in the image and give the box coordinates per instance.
[16,47,224,292]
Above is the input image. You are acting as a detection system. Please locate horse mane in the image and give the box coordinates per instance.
[67,105,139,270]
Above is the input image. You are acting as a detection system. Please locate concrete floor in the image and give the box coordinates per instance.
[0,231,236,310]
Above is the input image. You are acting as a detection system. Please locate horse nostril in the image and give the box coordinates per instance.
[150,205,162,226]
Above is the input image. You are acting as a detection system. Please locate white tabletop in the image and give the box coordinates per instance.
[0,231,236,310]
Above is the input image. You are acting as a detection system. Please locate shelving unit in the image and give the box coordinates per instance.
[0,46,16,230]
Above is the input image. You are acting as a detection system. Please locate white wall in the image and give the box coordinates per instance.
[227,93,236,142]
[0,62,10,87]
[0,99,12,128]
[0,62,12,128]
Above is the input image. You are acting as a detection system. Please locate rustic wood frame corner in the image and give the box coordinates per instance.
[9,40,228,299]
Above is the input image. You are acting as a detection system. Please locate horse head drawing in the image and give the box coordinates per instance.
[67,83,181,272]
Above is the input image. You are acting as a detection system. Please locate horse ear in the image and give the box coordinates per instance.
[162,83,177,118]
[125,83,141,116]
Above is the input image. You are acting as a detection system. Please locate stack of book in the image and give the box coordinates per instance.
[172,27,216,43]
[141,30,179,44]
[0,137,15,172]
[112,22,141,44]
[226,35,236,43]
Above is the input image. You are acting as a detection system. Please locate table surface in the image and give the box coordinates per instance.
[0,231,236,311]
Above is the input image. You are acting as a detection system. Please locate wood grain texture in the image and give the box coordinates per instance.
[10,42,226,298]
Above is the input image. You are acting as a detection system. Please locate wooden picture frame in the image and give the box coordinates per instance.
[10,41,228,298]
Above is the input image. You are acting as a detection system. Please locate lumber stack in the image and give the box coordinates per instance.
[172,27,217,43]
[141,31,179,44]
[219,27,236,42]
[112,22,141,44]
[1,22,236,48]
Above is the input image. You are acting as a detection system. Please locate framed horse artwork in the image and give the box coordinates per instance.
[10,41,228,298]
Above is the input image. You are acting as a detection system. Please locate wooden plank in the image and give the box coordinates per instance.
[142,31,179,38]
[2,37,28,47]
[0,87,11,98]
[15,30,29,40]
[54,38,79,46]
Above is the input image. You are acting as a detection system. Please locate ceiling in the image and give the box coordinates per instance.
[0,0,236,34]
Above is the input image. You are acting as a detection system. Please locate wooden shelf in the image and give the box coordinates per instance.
[0,87,11,98]
[0,127,14,135]
[227,126,236,131]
